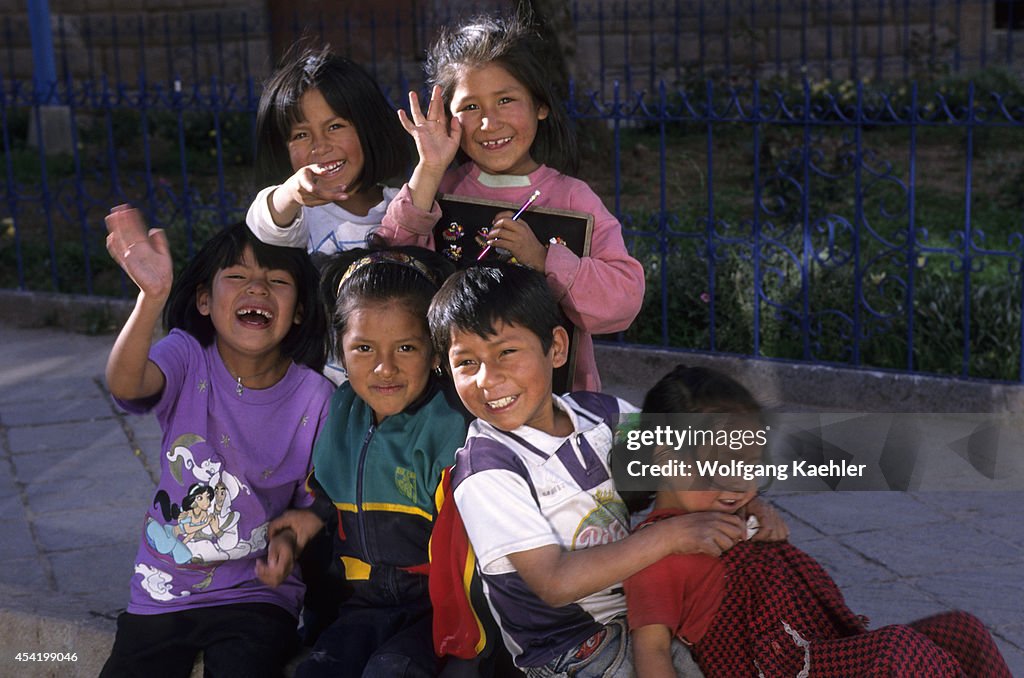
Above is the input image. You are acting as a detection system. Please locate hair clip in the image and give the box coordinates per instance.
[336,251,439,297]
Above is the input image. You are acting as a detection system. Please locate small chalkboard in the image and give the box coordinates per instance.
[434,194,594,395]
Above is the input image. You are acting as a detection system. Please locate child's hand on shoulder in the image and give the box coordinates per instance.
[255,527,298,587]
[661,511,746,558]
[104,204,173,300]
[398,85,462,175]
[281,164,350,208]
[487,214,547,271]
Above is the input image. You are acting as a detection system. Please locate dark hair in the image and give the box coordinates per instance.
[255,44,411,190]
[619,365,764,513]
[642,365,762,416]
[163,222,327,372]
[319,245,455,358]
[425,13,579,175]
[428,262,563,362]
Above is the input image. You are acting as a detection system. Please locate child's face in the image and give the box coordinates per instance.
[288,88,364,192]
[196,245,301,367]
[656,444,760,515]
[661,484,758,516]
[449,63,549,176]
[447,320,569,435]
[340,300,437,424]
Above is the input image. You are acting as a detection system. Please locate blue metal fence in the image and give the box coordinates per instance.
[2,1,1024,382]
[574,78,1024,381]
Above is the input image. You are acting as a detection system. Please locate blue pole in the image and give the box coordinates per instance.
[28,0,58,105]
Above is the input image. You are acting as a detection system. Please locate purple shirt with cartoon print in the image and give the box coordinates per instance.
[115,329,334,617]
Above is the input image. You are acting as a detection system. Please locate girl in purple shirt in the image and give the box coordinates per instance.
[100,207,334,678]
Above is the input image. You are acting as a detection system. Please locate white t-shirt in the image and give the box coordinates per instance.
[246,185,400,255]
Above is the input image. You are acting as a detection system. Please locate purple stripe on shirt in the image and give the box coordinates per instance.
[483,570,604,668]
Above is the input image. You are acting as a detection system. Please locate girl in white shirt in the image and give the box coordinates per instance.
[247,45,410,256]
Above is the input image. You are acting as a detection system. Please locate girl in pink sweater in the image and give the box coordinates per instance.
[378,13,644,392]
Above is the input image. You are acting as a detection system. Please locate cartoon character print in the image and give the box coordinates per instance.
[444,244,464,262]
[135,434,270,602]
[443,221,465,241]
[146,483,216,565]
[474,227,490,249]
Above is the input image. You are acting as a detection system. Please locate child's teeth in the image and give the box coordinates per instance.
[237,308,273,319]
[488,396,515,408]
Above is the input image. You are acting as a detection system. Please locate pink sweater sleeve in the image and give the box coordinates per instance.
[544,182,645,334]
[377,183,441,250]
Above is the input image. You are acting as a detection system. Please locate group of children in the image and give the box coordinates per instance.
[98,11,1010,678]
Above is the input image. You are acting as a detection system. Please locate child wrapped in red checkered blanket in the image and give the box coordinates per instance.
[622,365,1011,678]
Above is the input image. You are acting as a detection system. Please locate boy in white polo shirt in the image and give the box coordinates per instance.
[427,263,748,676]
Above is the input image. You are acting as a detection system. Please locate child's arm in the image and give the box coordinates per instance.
[245,164,351,249]
[377,87,463,249]
[104,205,172,401]
[266,508,326,554]
[505,511,744,608]
[266,165,351,226]
[396,85,462,211]
[631,625,678,678]
[256,508,326,586]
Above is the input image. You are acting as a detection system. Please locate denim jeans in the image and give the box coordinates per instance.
[524,617,704,678]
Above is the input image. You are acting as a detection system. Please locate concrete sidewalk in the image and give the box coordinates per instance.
[0,321,1021,677]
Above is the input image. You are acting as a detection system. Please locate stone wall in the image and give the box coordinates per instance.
[1,0,271,86]
[4,1,1019,89]
[570,1,997,89]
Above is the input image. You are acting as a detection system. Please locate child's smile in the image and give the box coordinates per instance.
[235,304,275,328]
[486,394,517,410]
[657,486,758,516]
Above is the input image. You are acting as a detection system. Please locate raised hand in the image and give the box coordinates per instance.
[104,204,173,301]
[398,85,462,174]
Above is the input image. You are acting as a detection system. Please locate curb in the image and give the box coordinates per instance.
[594,344,1024,413]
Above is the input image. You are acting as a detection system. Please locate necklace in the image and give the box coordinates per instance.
[232,360,287,396]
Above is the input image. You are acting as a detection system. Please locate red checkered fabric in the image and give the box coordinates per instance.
[910,611,1012,678]
[691,542,1009,677]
